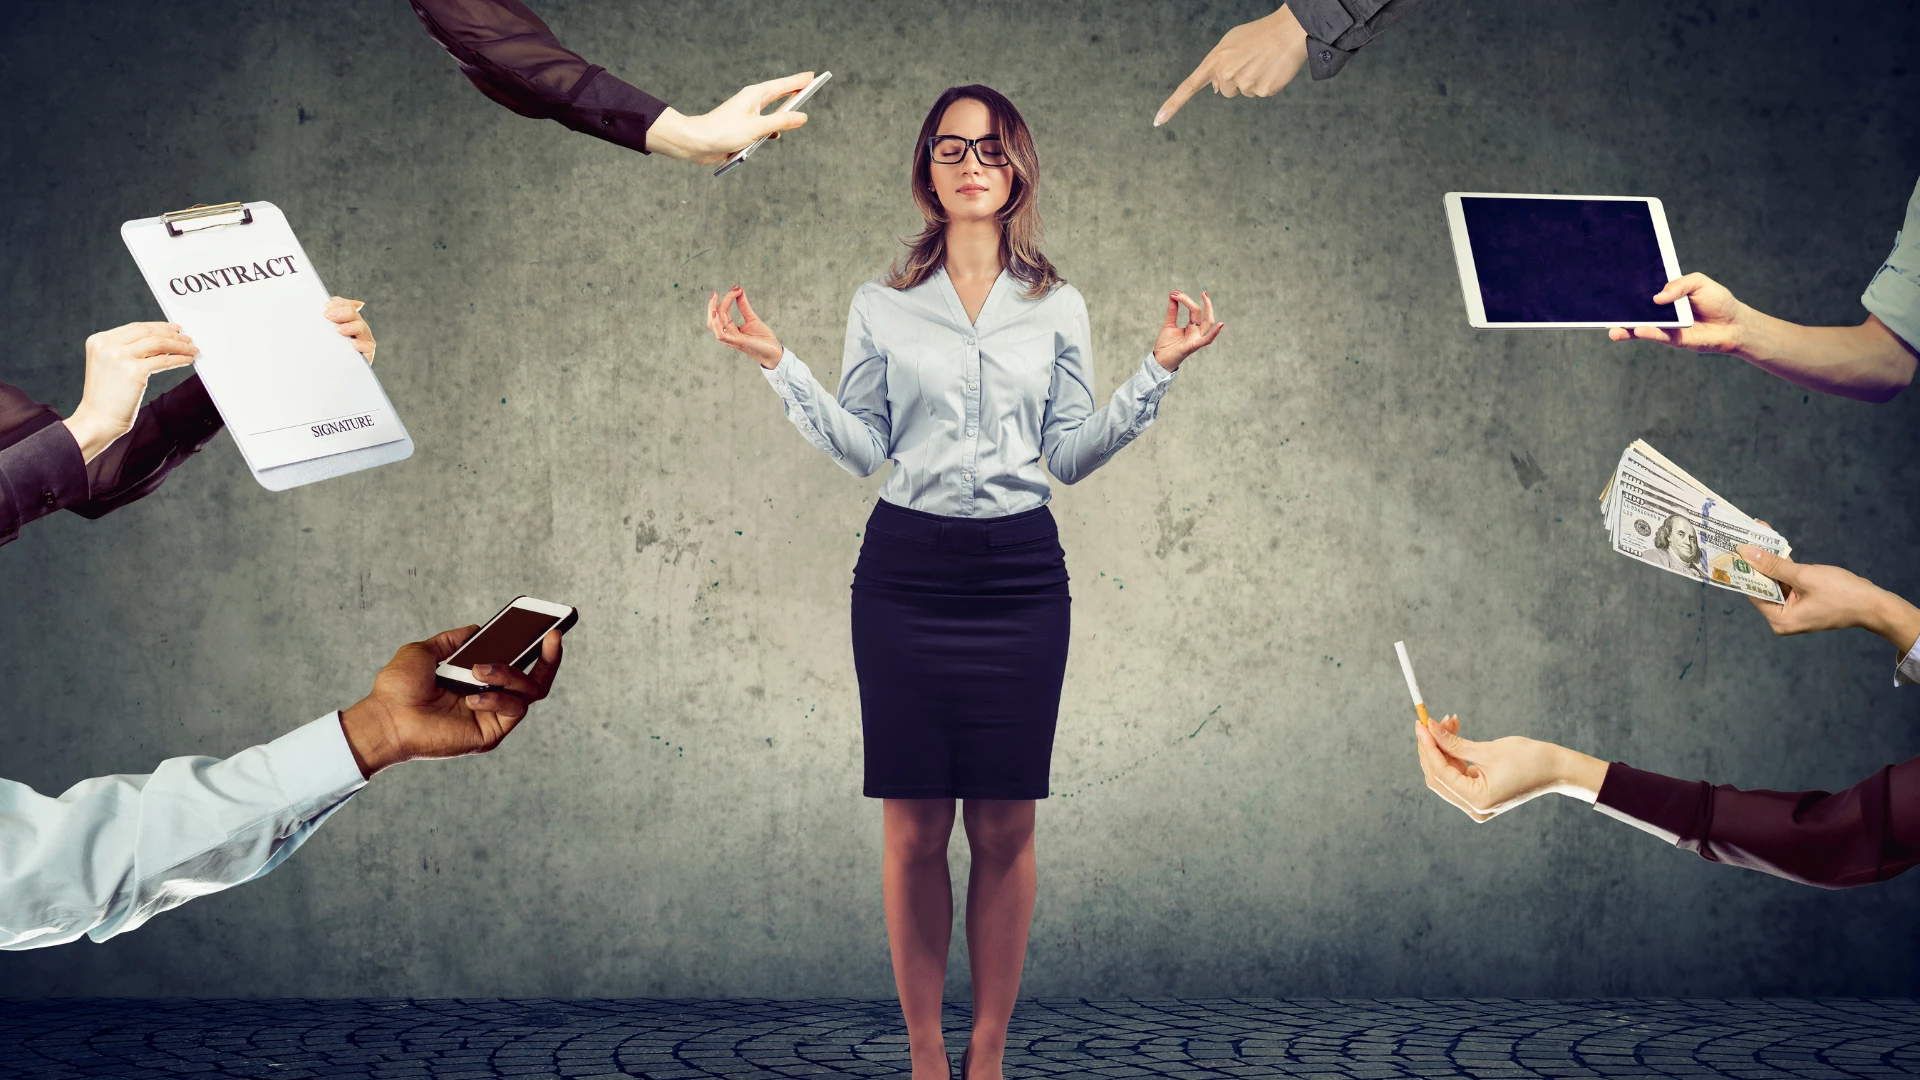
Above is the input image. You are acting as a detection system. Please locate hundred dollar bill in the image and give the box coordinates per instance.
[1600,440,1791,603]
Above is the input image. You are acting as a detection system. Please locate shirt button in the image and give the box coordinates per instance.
[601,114,615,126]
[41,490,57,507]
[966,428,976,437]
[966,337,975,345]
[1319,50,1333,63]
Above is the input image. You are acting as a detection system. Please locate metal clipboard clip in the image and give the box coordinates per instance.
[163,202,253,237]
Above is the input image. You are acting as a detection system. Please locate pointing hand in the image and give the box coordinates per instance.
[1156,5,1309,127]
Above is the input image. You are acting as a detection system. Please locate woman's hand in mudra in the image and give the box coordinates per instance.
[708,286,784,369]
[1152,290,1224,372]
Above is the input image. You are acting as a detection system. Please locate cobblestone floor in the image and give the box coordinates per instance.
[1,997,1916,1079]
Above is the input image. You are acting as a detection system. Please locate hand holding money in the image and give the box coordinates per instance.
[1599,440,1791,603]
[1734,546,1920,653]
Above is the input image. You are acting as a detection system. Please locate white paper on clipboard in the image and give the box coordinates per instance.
[120,201,412,490]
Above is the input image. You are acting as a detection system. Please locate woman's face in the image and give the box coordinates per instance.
[929,97,1013,225]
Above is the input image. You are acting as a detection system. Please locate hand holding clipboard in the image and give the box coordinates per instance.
[120,201,412,491]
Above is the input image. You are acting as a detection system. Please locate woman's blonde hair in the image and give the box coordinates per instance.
[883,84,1062,300]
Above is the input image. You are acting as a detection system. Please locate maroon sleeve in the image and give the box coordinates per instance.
[0,419,90,547]
[69,375,225,520]
[408,0,666,154]
[0,376,225,544]
[1594,757,1920,889]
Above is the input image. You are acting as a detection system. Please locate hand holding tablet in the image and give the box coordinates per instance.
[1444,193,1694,329]
[1604,271,1745,351]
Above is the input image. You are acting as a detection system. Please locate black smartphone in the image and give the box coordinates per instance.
[433,595,578,695]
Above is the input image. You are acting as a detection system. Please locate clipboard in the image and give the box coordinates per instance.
[121,201,413,491]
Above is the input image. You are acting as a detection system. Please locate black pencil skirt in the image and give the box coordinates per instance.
[850,498,1071,801]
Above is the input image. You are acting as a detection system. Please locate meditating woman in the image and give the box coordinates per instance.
[706,84,1224,1080]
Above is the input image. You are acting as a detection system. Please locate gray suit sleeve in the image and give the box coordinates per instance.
[1287,0,1431,80]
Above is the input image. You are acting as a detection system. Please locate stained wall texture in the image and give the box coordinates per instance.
[2,0,1918,998]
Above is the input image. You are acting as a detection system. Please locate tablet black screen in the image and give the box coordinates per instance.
[1462,197,1678,323]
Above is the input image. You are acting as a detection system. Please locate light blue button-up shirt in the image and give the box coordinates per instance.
[0,714,365,949]
[762,268,1178,518]
[1862,176,1920,350]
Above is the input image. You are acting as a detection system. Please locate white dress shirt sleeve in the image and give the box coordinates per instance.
[760,290,892,478]
[0,713,367,950]
[1896,636,1920,688]
[1041,289,1177,485]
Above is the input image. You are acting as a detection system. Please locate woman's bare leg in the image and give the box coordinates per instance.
[959,798,1037,1080]
[883,798,959,1080]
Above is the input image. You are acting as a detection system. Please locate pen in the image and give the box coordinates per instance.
[1393,641,1431,726]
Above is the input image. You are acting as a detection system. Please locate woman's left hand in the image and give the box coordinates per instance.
[1152,290,1224,372]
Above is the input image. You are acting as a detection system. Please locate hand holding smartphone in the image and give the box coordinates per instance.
[435,596,578,695]
[715,71,832,177]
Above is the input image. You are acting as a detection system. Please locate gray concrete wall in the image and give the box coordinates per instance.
[2,0,1917,999]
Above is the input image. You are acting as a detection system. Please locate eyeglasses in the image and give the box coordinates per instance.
[927,135,1010,167]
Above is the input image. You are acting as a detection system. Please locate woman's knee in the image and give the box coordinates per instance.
[885,800,956,861]
[963,801,1035,862]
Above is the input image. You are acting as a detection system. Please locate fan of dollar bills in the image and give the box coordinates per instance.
[1598,440,1791,603]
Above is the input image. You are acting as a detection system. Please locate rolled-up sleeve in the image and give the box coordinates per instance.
[1896,636,1920,687]
[1592,757,1920,890]
[1861,177,1920,352]
[0,714,368,950]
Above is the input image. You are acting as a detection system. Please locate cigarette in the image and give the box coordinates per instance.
[1393,640,1431,726]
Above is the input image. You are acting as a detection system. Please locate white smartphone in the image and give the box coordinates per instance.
[1443,192,1694,329]
[714,71,832,178]
[434,596,577,695]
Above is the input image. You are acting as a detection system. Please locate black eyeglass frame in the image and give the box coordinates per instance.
[926,134,1011,167]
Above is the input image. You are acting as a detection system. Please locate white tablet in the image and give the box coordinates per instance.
[1443,192,1693,329]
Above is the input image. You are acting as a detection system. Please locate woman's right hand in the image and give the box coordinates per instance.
[707,286,784,369]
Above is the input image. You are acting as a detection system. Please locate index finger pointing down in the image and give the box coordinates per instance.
[1156,57,1216,125]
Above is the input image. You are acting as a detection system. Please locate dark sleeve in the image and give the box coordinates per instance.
[0,418,89,548]
[1593,758,1920,889]
[1287,0,1431,80]
[408,0,666,154]
[70,375,225,520]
